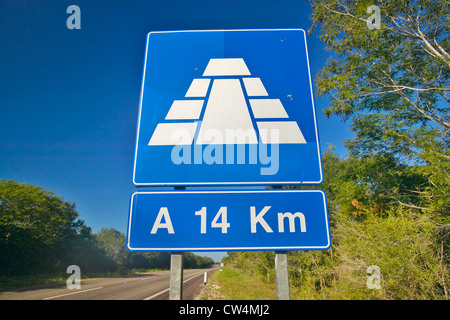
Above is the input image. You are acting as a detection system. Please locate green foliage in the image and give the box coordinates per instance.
[94,227,166,270]
[0,179,108,275]
[0,180,213,282]
[289,209,447,299]
[223,152,449,299]
[94,228,214,270]
[310,0,449,217]
[224,251,275,284]
[184,252,215,269]
[266,0,450,299]
[211,261,276,300]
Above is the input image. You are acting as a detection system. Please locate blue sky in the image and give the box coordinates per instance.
[0,0,352,261]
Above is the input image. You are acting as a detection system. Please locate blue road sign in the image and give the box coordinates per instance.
[133,29,323,186]
[127,189,331,252]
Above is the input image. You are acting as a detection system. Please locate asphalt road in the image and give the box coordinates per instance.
[0,268,216,300]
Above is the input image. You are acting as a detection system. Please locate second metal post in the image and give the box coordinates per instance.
[169,252,183,300]
[275,251,290,300]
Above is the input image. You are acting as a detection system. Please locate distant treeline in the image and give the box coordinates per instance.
[0,180,214,276]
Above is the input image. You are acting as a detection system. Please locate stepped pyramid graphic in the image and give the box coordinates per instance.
[148,58,306,146]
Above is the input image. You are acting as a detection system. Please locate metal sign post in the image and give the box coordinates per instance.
[272,185,290,300]
[169,252,183,300]
[128,29,331,301]
[275,251,290,300]
[169,186,185,300]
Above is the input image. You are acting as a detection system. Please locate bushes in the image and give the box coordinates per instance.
[287,209,448,299]
[224,202,448,300]
[0,180,214,279]
[222,152,449,299]
[0,179,102,275]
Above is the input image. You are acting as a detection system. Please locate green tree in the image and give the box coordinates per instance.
[221,6,450,290]
[309,0,449,215]
[183,252,215,269]
[309,3,449,298]
[95,227,172,270]
[0,180,98,275]
[95,228,128,268]
[306,1,449,297]
[225,151,449,299]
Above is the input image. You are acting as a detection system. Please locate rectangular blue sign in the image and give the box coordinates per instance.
[127,189,331,251]
[133,29,323,186]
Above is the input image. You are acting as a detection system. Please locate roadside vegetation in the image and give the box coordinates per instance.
[1,0,447,300]
[215,0,449,300]
[0,180,214,291]
[215,149,448,300]
[204,264,276,300]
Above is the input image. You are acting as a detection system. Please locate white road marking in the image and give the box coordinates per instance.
[42,286,104,300]
[142,272,204,300]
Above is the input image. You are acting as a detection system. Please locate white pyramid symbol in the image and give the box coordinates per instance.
[148,58,306,146]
